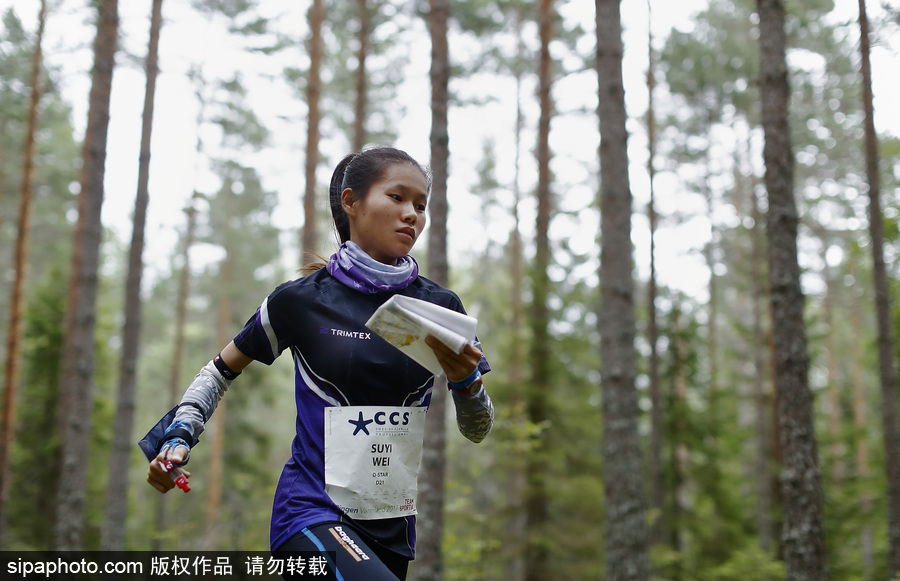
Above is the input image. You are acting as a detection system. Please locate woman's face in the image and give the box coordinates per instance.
[343,162,429,264]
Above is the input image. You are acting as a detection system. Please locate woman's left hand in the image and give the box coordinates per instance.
[425,335,482,382]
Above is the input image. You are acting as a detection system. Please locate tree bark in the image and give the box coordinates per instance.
[302,0,324,258]
[645,0,664,546]
[750,165,773,554]
[53,0,118,550]
[669,303,690,572]
[850,257,873,578]
[858,0,900,574]
[153,198,199,551]
[353,0,369,152]
[596,1,651,579]
[205,186,235,551]
[523,2,554,580]
[822,249,843,488]
[412,1,450,578]
[757,0,829,577]
[504,10,527,581]
[100,0,164,550]
[0,0,47,545]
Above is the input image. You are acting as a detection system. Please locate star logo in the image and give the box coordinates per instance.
[348,411,373,436]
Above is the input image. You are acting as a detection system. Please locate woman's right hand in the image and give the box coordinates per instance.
[147,443,191,493]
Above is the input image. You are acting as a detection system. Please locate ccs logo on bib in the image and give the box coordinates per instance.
[347,410,411,436]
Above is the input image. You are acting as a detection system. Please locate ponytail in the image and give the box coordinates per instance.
[329,153,356,244]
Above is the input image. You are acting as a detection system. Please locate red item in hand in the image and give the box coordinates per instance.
[163,459,190,492]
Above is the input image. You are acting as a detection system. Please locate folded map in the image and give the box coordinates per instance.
[365,295,478,375]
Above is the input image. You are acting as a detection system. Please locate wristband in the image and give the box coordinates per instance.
[213,353,241,380]
[448,368,481,392]
[159,428,194,451]
[159,436,191,465]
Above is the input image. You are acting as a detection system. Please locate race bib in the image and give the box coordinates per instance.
[324,406,427,520]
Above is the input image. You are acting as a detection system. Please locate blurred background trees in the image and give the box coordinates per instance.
[0,0,898,579]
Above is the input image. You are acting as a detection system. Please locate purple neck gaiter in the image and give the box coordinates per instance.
[326,241,419,293]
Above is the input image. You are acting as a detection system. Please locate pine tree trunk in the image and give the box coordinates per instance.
[101,0,164,550]
[524,2,554,579]
[702,130,724,533]
[750,166,773,554]
[154,199,199,551]
[757,0,829,577]
[595,1,650,579]
[766,276,784,561]
[822,250,843,488]
[0,0,47,545]
[850,259,873,578]
[0,118,5,214]
[353,0,369,152]
[302,0,324,258]
[509,8,526,418]
[205,188,234,551]
[53,0,118,550]
[670,304,690,572]
[858,1,900,573]
[504,11,527,581]
[645,0,664,546]
[703,134,719,418]
[413,1,450,578]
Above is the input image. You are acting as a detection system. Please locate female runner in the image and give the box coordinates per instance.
[147,146,494,580]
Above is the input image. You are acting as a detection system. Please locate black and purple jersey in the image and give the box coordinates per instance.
[232,267,489,558]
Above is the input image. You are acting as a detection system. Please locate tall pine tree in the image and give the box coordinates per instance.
[54,0,118,550]
[757,0,829,577]
[596,0,651,578]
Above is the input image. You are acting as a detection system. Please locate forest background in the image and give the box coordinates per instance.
[0,0,899,580]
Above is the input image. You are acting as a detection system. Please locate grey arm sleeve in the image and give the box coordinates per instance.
[451,385,494,444]
[170,359,233,443]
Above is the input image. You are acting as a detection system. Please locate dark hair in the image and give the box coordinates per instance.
[329,145,432,243]
[300,146,430,275]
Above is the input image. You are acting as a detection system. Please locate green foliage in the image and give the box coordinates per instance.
[0,6,80,338]
[651,542,787,581]
[646,292,764,578]
[0,6,83,549]
[6,246,121,550]
[442,216,609,578]
[208,75,270,151]
[450,0,532,38]
[283,0,410,159]
[133,158,287,550]
[656,0,896,577]
[700,544,787,581]
[6,263,67,549]
[191,0,257,20]
[0,9,31,129]
[661,0,758,118]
